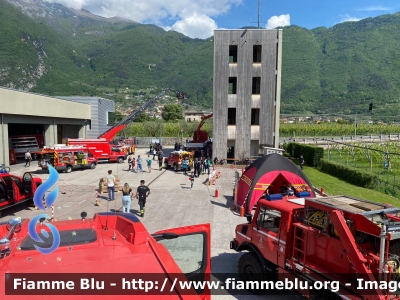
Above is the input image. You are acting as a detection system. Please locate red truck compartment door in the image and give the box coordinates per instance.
[22,172,37,196]
[153,223,211,299]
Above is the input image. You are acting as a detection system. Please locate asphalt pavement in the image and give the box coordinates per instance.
[1,147,293,300]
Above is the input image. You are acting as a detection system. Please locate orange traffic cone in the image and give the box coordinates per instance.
[240,206,245,217]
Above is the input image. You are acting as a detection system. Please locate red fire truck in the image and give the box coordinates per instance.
[231,194,400,299]
[35,145,97,173]
[66,90,170,163]
[67,139,127,163]
[0,213,211,299]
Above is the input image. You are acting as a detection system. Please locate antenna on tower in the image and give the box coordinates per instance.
[250,0,262,29]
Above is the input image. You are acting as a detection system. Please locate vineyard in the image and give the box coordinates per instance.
[124,121,212,138]
[122,121,400,138]
[324,140,400,195]
[280,123,400,137]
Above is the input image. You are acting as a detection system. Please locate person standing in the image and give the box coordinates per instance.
[106,170,115,201]
[206,157,211,175]
[158,150,164,171]
[182,157,188,175]
[121,183,133,213]
[146,155,152,173]
[196,158,202,177]
[135,180,150,217]
[300,155,305,170]
[127,153,133,171]
[25,150,32,167]
[153,148,157,160]
[136,155,144,173]
[189,171,195,189]
[149,143,153,153]
[131,157,136,173]
[193,158,199,177]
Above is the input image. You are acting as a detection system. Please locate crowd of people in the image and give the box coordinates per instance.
[105,169,151,217]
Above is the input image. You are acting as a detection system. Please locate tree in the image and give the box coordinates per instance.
[115,111,124,122]
[143,120,164,137]
[162,104,184,122]
[133,113,149,122]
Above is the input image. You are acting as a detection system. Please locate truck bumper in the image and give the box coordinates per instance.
[230,239,238,251]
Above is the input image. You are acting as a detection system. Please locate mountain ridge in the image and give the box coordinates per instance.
[2,0,400,121]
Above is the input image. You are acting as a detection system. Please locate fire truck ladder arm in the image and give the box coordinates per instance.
[97,88,171,140]
[194,113,213,141]
[329,210,385,300]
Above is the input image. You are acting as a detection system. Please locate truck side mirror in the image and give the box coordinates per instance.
[246,214,252,224]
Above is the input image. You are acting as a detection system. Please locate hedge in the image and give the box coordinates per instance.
[320,159,400,198]
[283,143,324,167]
[319,159,377,188]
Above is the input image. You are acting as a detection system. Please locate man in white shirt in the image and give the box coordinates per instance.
[106,170,115,200]
[25,150,32,167]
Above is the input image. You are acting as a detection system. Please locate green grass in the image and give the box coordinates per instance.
[300,164,400,206]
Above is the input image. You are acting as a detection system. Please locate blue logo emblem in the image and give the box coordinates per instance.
[28,165,60,254]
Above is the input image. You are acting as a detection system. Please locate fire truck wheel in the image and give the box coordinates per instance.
[117,157,124,164]
[65,165,73,173]
[238,252,267,292]
[173,164,178,172]
[90,162,96,169]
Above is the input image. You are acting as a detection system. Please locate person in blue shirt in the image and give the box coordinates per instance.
[182,157,189,175]
[136,155,144,173]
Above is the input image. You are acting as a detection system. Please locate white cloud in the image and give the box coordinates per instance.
[358,6,392,11]
[339,14,362,23]
[43,0,242,38]
[265,14,290,29]
[165,13,217,39]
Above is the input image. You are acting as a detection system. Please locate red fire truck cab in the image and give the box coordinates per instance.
[0,172,41,210]
[231,195,400,299]
[0,213,211,300]
[36,146,97,173]
[67,139,128,163]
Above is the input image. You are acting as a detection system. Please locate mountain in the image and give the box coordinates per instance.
[2,0,400,120]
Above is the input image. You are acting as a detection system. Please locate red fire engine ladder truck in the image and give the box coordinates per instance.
[193,113,213,142]
[98,88,171,142]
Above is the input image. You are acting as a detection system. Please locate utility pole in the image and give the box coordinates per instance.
[354,111,357,139]
[250,0,262,28]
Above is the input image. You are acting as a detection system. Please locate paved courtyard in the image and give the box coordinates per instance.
[1,147,295,300]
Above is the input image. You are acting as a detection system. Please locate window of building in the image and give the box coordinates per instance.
[251,109,260,125]
[107,112,116,126]
[253,45,262,63]
[252,77,261,94]
[187,118,191,122]
[228,108,236,125]
[229,45,238,63]
[229,77,237,94]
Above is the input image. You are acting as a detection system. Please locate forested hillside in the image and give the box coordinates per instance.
[3,0,400,120]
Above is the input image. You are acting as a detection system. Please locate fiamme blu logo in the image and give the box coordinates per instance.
[28,165,60,254]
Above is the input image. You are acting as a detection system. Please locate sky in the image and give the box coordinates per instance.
[43,0,400,39]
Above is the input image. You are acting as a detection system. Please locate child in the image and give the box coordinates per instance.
[146,155,152,173]
[189,172,195,189]
[153,148,157,160]
[131,157,136,173]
